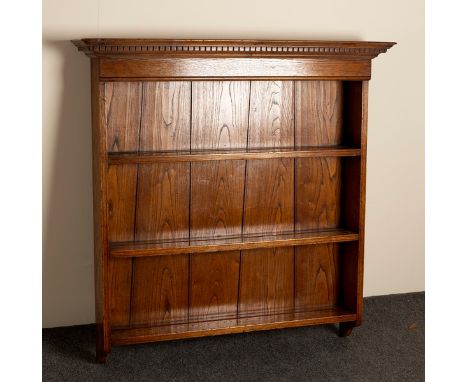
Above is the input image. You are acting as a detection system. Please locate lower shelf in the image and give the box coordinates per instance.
[110,228,359,257]
[111,306,356,345]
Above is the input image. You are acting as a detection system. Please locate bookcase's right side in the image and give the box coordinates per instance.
[339,81,369,333]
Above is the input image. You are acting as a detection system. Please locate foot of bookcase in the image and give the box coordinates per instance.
[338,322,355,337]
[96,349,109,363]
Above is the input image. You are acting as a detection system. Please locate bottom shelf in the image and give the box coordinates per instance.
[111,306,356,345]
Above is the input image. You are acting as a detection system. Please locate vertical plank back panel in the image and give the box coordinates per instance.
[190,251,240,321]
[248,81,294,149]
[191,81,250,150]
[107,164,137,327]
[295,244,339,310]
[140,82,191,151]
[240,81,295,315]
[131,81,191,327]
[190,81,250,321]
[295,81,343,146]
[130,255,189,326]
[104,82,142,328]
[105,82,142,152]
[295,157,341,231]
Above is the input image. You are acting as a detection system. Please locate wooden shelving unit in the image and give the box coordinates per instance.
[73,38,394,363]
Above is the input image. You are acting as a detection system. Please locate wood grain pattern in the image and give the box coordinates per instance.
[190,251,240,321]
[191,81,250,150]
[239,247,294,315]
[295,81,343,146]
[107,146,361,164]
[131,163,190,326]
[295,244,339,310]
[110,228,359,257]
[135,163,190,241]
[140,82,191,151]
[107,165,137,327]
[243,159,294,234]
[191,161,245,239]
[190,80,249,238]
[104,82,142,152]
[248,81,294,149]
[99,58,372,80]
[91,61,111,363]
[130,255,189,326]
[295,158,341,230]
[112,306,357,345]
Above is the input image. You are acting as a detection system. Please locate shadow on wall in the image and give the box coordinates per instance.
[43,39,95,327]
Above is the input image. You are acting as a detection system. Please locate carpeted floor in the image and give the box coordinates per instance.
[43,292,424,381]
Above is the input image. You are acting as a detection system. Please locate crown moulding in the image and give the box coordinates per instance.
[72,39,396,59]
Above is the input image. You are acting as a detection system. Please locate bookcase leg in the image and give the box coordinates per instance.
[338,322,355,337]
[96,323,110,363]
[96,350,109,364]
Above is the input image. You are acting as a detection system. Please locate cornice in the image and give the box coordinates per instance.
[72,39,395,59]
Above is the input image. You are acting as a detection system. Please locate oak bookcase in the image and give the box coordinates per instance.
[73,38,394,363]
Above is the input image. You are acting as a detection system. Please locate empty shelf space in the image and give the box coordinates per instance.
[110,228,359,257]
[107,146,361,164]
[111,306,357,345]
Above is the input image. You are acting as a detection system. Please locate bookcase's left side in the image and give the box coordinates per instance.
[90,58,111,363]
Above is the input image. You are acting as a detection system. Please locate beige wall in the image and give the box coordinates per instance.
[43,0,424,327]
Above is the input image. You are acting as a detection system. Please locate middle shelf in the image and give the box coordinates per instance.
[110,228,359,258]
[107,146,361,164]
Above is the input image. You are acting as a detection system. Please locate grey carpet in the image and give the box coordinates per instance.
[43,292,424,381]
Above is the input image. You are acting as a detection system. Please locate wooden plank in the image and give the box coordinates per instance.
[130,255,189,326]
[131,163,190,327]
[91,61,111,362]
[340,81,368,325]
[239,247,294,315]
[99,58,371,80]
[295,244,339,310]
[134,163,190,241]
[191,81,250,150]
[110,228,359,257]
[238,81,295,316]
[140,82,191,151]
[295,157,341,230]
[248,81,294,149]
[104,82,142,152]
[111,306,356,345]
[190,81,249,239]
[107,147,361,164]
[189,81,249,320]
[243,159,294,234]
[190,251,240,321]
[107,164,137,327]
[191,161,245,239]
[244,81,294,233]
[295,81,343,146]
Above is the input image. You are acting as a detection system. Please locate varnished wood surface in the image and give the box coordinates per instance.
[111,306,356,345]
[295,81,343,146]
[110,228,359,257]
[107,146,361,164]
[190,251,240,321]
[90,60,111,363]
[73,38,395,59]
[74,38,393,361]
[295,244,339,310]
[99,58,372,80]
